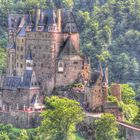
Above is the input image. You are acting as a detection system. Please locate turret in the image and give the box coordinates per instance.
[7,44,16,76]
[57,9,62,32]
[81,56,90,85]
[102,67,109,104]
[48,10,58,32]
[26,49,33,70]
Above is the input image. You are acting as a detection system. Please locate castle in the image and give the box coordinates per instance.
[0,8,122,128]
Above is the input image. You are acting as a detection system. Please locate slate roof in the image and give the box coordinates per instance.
[9,9,78,33]
[57,36,79,58]
[17,26,26,37]
[21,70,33,88]
[3,76,21,90]
[3,69,38,89]
[8,43,16,49]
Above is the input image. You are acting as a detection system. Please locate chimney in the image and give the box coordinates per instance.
[36,9,41,31]
[57,9,62,32]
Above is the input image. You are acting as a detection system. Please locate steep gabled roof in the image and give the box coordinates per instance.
[17,26,26,37]
[57,36,79,59]
[21,70,33,88]
[3,76,21,90]
[21,69,39,89]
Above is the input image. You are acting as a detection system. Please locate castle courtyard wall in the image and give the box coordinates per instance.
[0,110,40,128]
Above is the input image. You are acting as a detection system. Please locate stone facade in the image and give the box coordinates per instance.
[0,111,40,128]
[7,9,84,95]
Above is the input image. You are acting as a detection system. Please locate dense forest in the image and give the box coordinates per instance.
[1,0,140,86]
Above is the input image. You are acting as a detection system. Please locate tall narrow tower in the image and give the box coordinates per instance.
[26,49,33,70]
[7,44,16,76]
[102,67,109,104]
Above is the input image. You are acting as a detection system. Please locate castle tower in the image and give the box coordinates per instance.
[8,14,20,44]
[16,26,26,76]
[26,49,33,70]
[81,56,91,85]
[7,44,16,76]
[102,67,108,104]
[110,84,121,101]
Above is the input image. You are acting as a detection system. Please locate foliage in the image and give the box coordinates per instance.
[108,95,119,105]
[133,109,140,126]
[38,96,85,140]
[121,84,137,105]
[0,132,10,140]
[0,124,37,140]
[62,0,74,9]
[18,130,29,140]
[94,113,119,140]
[0,47,6,74]
[108,84,139,124]
[119,101,139,123]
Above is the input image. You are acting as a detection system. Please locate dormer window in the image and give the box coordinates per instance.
[58,62,64,73]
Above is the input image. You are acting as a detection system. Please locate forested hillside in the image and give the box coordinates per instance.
[0,0,140,85]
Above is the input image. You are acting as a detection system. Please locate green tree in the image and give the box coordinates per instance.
[18,130,29,140]
[62,0,74,9]
[95,113,118,140]
[0,48,6,74]
[121,84,137,105]
[38,96,85,140]
[133,109,140,126]
[0,132,10,140]
[22,0,46,10]
[119,101,138,123]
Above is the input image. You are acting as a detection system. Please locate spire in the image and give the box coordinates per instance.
[84,56,89,65]
[97,61,103,77]
[57,9,62,32]
[52,10,56,24]
[105,66,109,84]
[68,12,72,34]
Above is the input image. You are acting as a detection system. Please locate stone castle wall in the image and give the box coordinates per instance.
[0,110,40,128]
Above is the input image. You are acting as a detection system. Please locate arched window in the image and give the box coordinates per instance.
[59,63,63,67]
[58,62,64,72]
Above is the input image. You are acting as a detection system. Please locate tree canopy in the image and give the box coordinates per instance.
[95,113,119,140]
[38,96,85,140]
